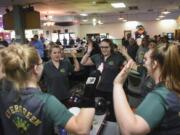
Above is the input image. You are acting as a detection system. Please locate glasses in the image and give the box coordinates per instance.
[100,46,110,49]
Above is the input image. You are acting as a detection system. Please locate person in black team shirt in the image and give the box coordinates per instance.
[0,45,95,135]
[83,40,101,77]
[42,45,80,105]
[81,38,128,121]
[113,44,180,135]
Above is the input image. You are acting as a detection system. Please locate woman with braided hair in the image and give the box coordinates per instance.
[0,45,95,135]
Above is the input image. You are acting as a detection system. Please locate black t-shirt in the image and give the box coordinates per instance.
[0,88,72,135]
[127,44,139,61]
[42,59,73,101]
[91,53,126,92]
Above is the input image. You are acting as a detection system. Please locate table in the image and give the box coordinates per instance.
[100,121,120,135]
[90,114,106,135]
[67,114,120,135]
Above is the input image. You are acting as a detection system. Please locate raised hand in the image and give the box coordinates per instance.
[118,45,132,61]
[87,42,93,54]
[70,49,77,58]
[118,45,128,55]
[114,59,135,86]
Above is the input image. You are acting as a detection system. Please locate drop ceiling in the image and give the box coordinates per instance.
[0,0,180,24]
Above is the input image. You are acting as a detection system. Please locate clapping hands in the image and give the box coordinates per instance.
[114,59,135,86]
[70,49,77,58]
[87,42,93,54]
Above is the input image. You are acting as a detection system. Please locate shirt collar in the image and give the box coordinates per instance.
[20,87,41,95]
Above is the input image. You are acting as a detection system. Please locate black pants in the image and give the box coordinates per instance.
[95,90,116,122]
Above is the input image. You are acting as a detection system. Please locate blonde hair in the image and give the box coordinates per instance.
[48,44,61,55]
[161,44,180,93]
[151,44,180,93]
[1,44,40,90]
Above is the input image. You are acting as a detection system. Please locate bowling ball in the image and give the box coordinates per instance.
[95,97,107,115]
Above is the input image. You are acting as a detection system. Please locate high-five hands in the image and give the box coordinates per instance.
[114,59,135,86]
[70,49,77,58]
[87,42,93,54]
[118,46,127,55]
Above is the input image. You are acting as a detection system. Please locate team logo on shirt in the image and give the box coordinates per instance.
[13,116,30,134]
[5,105,42,133]
[108,61,114,65]
[60,68,66,73]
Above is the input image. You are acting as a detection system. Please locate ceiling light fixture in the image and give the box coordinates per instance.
[111,3,126,8]
[92,18,97,26]
[98,20,103,25]
[0,15,2,17]
[92,1,96,5]
[162,11,171,15]
[82,19,88,22]
[162,10,170,15]
[44,15,53,20]
[48,15,53,19]
[159,15,165,18]
[92,18,97,22]
[43,14,55,26]
[43,21,55,26]
[118,17,124,20]
[80,13,88,16]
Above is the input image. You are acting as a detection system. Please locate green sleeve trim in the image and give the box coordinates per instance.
[135,91,166,129]
[44,95,73,127]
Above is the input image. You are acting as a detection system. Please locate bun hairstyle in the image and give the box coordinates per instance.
[0,45,40,90]
[101,39,114,53]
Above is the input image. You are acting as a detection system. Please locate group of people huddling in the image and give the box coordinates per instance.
[0,36,180,135]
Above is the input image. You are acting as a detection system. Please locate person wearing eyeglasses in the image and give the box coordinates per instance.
[0,45,95,135]
[81,38,127,121]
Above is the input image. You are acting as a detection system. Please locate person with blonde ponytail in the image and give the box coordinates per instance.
[113,44,180,135]
[0,45,95,135]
